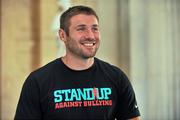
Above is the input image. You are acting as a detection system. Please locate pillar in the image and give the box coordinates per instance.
[130,0,180,119]
[1,0,32,119]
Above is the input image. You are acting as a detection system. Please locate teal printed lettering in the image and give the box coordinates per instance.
[96,88,104,100]
[53,87,112,103]
[77,88,86,100]
[69,89,78,101]
[62,89,71,101]
[54,90,62,102]
[103,88,111,99]
[86,88,94,100]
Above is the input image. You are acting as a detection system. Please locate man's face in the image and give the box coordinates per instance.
[64,14,100,59]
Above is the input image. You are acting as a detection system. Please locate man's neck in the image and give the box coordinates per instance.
[61,55,94,70]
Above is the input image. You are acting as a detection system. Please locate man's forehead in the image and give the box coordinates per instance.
[70,14,98,22]
[76,24,99,27]
[71,13,97,18]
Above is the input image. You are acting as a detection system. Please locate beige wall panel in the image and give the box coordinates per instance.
[41,0,59,65]
[1,0,31,119]
[130,0,180,119]
[96,0,119,66]
[72,0,97,9]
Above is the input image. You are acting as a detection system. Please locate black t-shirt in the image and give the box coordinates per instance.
[15,58,140,120]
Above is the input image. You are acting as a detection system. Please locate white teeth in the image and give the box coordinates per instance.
[81,41,96,47]
[83,43,93,46]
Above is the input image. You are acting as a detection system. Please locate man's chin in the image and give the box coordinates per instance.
[81,54,96,59]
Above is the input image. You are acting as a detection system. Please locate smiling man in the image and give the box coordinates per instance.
[15,5,140,120]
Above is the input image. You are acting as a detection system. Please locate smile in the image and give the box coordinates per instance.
[81,42,96,47]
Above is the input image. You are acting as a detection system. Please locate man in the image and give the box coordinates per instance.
[15,5,140,120]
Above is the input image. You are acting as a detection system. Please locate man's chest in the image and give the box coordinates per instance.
[40,71,119,119]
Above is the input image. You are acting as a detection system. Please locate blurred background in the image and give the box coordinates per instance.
[0,0,180,119]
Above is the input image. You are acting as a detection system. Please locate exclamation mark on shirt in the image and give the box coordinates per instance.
[93,87,98,100]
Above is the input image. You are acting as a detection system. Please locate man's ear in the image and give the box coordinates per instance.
[59,29,67,42]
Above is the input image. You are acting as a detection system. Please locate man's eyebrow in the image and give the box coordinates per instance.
[76,24,86,28]
[92,24,99,27]
[75,24,99,28]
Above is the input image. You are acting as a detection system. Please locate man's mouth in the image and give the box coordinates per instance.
[81,42,96,47]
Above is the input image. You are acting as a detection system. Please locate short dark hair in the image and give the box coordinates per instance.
[60,5,99,35]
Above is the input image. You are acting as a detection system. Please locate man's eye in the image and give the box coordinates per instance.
[77,28,85,31]
[92,27,99,31]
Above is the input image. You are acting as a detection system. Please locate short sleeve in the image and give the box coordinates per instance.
[14,73,42,119]
[116,71,140,119]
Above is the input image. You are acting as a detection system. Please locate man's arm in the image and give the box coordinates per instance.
[129,116,140,120]
[115,69,141,119]
[14,74,42,119]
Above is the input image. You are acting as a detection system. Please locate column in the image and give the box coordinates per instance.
[96,0,119,65]
[130,0,180,119]
[31,0,41,70]
[0,0,2,118]
[1,0,32,119]
[129,0,149,118]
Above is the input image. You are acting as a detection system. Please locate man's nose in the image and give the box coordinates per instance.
[84,29,95,40]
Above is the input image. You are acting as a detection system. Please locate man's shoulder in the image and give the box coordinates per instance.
[94,57,125,77]
[95,57,130,87]
[31,58,60,77]
[95,57,122,72]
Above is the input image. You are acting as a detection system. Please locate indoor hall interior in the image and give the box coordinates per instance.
[0,0,180,119]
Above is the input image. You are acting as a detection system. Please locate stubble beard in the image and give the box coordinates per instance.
[65,37,99,59]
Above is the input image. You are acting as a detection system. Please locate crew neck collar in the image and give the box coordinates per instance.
[59,57,96,72]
